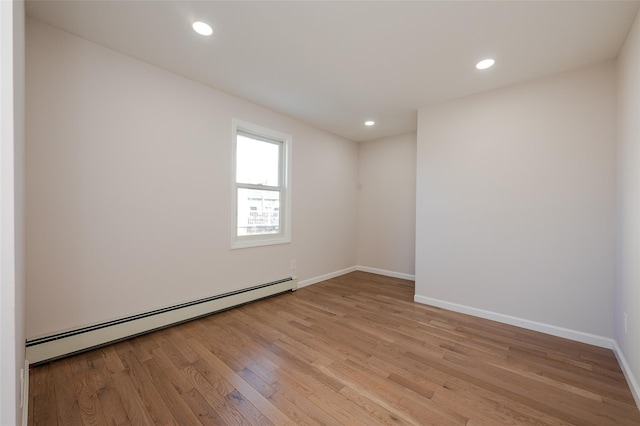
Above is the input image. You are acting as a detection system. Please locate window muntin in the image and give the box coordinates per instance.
[232,120,291,249]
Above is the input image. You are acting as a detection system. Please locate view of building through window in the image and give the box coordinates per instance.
[237,188,280,235]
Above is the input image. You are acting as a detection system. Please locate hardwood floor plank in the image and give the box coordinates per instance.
[108,370,156,426]
[189,324,323,425]
[337,385,415,426]
[29,364,58,426]
[70,361,108,426]
[98,345,127,374]
[313,361,420,425]
[95,387,130,426]
[412,350,608,425]
[180,386,229,426]
[140,352,205,425]
[115,346,177,425]
[52,361,83,425]
[191,360,273,425]
[185,360,257,425]
[186,337,296,426]
[28,271,640,425]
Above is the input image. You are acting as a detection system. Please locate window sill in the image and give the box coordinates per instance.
[231,236,291,250]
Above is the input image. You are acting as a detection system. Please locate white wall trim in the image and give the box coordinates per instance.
[297,266,357,288]
[1,1,19,424]
[613,340,640,410]
[297,266,415,289]
[21,359,28,426]
[356,265,415,281]
[230,118,292,250]
[414,294,614,349]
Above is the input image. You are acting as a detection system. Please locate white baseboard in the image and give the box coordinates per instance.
[298,265,415,288]
[356,265,415,281]
[613,340,640,410]
[414,294,614,349]
[297,266,357,288]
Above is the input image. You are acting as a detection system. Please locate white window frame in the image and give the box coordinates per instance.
[231,119,291,249]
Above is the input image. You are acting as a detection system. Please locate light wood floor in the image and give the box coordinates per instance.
[28,271,640,425]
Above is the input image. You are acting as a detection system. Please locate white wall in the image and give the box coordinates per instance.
[1,1,25,425]
[416,62,617,343]
[615,9,640,404]
[357,133,416,278]
[25,18,358,338]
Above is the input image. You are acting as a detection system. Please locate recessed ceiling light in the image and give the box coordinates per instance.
[476,59,495,70]
[192,21,213,36]
[364,121,375,126]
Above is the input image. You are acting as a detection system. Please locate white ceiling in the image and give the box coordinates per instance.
[26,1,639,142]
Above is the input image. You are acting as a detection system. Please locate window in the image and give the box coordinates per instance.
[231,119,291,249]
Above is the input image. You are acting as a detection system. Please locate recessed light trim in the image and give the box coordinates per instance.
[476,59,495,70]
[193,21,213,36]
[364,121,375,126]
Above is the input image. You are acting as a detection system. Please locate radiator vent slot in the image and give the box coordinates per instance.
[26,277,297,365]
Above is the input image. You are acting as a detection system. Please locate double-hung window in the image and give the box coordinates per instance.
[231,119,291,249]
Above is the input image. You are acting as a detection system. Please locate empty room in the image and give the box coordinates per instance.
[2,0,640,424]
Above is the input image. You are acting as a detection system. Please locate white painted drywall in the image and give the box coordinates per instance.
[357,133,416,277]
[25,18,358,338]
[416,62,617,338]
[1,1,25,424]
[615,8,640,402]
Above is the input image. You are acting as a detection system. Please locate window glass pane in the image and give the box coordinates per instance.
[236,134,280,186]
[237,188,280,236]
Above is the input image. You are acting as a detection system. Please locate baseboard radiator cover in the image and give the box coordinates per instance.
[26,277,297,365]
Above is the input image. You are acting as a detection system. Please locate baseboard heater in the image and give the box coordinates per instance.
[26,276,297,365]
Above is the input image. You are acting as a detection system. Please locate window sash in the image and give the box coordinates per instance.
[236,187,283,237]
[231,119,291,249]
[235,133,283,187]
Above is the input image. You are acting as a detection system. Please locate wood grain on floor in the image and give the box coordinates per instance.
[28,271,640,425]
